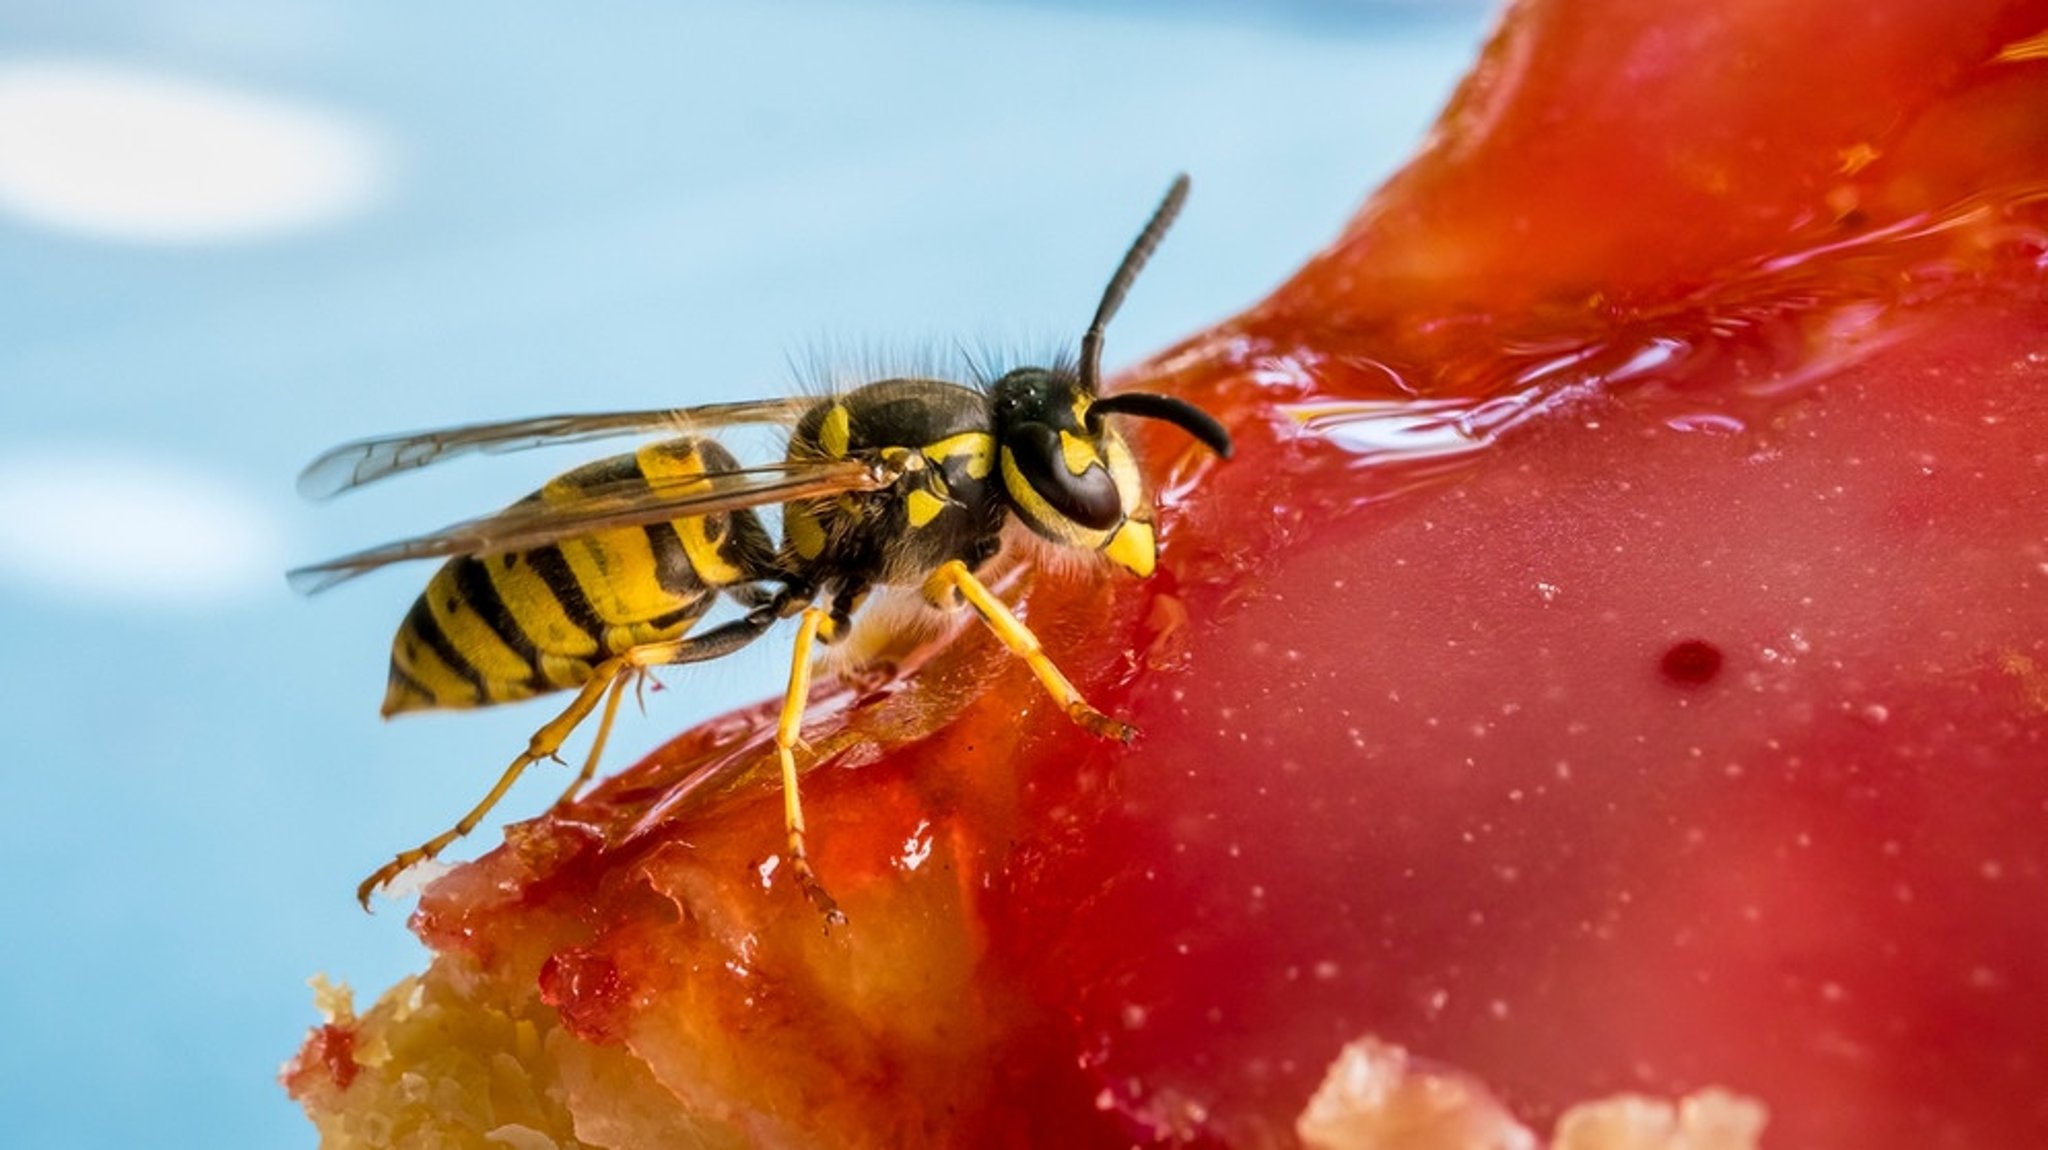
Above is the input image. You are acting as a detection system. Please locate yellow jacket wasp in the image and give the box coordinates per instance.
[292,175,1232,920]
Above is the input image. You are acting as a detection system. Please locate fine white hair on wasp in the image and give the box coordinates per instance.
[783,334,1076,401]
[816,540,1042,682]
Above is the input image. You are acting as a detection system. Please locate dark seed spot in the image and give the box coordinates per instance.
[1660,639,1723,686]
[445,597,460,613]
[502,554,517,570]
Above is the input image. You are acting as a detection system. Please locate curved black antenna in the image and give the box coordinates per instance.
[1089,391,1234,459]
[1078,173,1191,395]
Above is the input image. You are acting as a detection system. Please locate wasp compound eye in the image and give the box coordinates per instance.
[1007,421,1124,531]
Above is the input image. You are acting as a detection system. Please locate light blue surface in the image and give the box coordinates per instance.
[0,2,1485,1144]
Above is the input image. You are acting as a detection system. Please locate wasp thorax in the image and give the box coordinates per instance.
[989,368,1157,577]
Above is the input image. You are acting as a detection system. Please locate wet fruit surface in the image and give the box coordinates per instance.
[291,1,2048,1145]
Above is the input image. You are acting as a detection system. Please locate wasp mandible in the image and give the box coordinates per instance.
[293,175,1232,921]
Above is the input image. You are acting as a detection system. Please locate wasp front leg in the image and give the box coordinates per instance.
[922,559,1136,743]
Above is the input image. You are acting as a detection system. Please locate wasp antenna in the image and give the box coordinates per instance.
[1088,391,1233,458]
[1079,174,1191,395]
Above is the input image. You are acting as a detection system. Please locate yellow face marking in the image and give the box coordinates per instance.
[1102,433,1145,515]
[1002,447,1101,548]
[819,404,852,458]
[922,431,994,480]
[1059,429,1103,477]
[905,488,947,529]
[1071,394,1093,427]
[1102,517,1156,578]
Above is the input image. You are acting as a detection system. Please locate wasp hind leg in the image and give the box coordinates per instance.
[356,604,788,911]
[923,559,1137,743]
[551,667,635,811]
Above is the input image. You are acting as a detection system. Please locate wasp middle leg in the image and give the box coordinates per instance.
[774,601,859,926]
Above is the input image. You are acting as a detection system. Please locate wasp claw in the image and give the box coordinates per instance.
[355,867,394,913]
[1070,702,1137,743]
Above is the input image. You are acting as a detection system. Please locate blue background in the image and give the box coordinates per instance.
[0,2,1484,1144]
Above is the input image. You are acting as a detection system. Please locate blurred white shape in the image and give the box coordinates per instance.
[0,59,388,243]
[0,451,281,606]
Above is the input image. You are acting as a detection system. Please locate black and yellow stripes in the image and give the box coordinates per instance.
[382,438,771,716]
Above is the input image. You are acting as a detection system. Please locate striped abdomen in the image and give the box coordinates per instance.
[383,438,772,715]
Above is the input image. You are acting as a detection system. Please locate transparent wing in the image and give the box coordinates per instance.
[297,398,815,500]
[288,456,884,595]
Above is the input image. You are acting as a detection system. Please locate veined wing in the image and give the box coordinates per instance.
[297,398,815,500]
[288,456,886,595]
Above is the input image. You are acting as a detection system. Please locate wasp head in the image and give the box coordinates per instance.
[989,367,1231,578]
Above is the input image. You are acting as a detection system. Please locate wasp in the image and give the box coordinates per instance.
[292,175,1232,920]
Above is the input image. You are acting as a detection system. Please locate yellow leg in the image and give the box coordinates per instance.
[552,668,633,811]
[924,560,1136,742]
[357,657,628,909]
[778,607,846,925]
[356,627,746,911]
